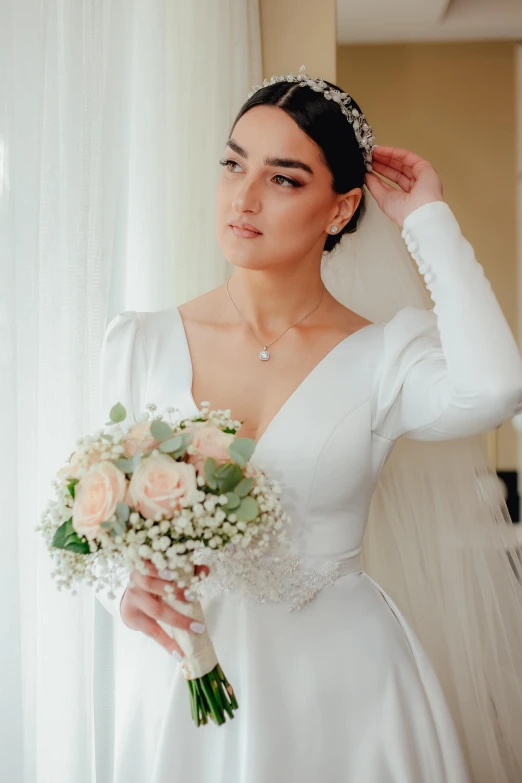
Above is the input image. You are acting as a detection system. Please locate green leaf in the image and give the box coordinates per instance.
[227,438,256,467]
[65,539,90,554]
[234,496,259,522]
[112,518,127,536]
[235,477,253,498]
[67,479,79,499]
[224,492,240,510]
[174,431,193,458]
[215,463,243,493]
[158,434,183,453]
[112,452,142,474]
[150,419,173,441]
[52,518,72,549]
[100,521,113,530]
[56,519,91,554]
[204,457,218,490]
[110,402,127,423]
[116,502,130,522]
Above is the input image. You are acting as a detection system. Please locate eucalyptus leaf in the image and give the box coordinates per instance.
[116,502,130,522]
[112,519,127,536]
[150,419,173,441]
[224,492,240,510]
[100,521,113,530]
[215,463,243,493]
[109,402,127,423]
[158,434,183,453]
[112,452,142,474]
[204,457,218,490]
[234,496,259,522]
[228,438,256,467]
[172,431,193,459]
[235,477,253,498]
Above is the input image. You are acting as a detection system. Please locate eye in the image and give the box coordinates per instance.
[218,158,301,188]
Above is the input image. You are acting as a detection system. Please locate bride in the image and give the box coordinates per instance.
[97,66,522,782]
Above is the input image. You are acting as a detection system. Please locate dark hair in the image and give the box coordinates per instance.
[229,79,367,254]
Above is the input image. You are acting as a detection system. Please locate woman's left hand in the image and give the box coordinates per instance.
[364,146,444,228]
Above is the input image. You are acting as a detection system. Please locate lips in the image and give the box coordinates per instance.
[229,222,262,234]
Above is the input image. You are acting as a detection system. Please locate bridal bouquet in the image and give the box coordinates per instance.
[36,401,290,727]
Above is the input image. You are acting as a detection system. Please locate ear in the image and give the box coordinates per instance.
[327,187,362,232]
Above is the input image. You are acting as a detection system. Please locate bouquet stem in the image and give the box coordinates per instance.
[159,596,239,727]
[188,663,239,726]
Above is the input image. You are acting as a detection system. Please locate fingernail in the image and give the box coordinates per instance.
[190,621,206,634]
[171,650,183,663]
[159,569,176,580]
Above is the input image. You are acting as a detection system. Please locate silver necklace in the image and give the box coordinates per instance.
[225,275,326,361]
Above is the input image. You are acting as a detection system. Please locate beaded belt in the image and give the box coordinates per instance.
[191,548,364,612]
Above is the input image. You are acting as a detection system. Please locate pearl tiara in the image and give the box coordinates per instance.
[247,64,375,172]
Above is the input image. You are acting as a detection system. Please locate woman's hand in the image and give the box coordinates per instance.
[120,560,210,659]
[364,145,444,228]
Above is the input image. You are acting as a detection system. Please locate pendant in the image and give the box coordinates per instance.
[259,346,270,361]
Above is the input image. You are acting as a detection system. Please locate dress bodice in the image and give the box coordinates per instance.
[143,307,389,566]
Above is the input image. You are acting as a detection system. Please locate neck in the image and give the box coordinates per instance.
[225,266,327,334]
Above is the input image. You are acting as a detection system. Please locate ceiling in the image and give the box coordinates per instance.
[337,0,522,44]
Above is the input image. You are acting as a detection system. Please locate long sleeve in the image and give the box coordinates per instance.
[95,310,148,618]
[371,201,522,442]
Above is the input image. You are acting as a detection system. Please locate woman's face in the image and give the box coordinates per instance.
[215,105,362,272]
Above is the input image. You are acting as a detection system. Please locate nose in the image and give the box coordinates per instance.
[232,176,261,214]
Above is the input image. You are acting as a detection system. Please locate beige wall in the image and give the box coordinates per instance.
[259,0,336,83]
[338,41,519,470]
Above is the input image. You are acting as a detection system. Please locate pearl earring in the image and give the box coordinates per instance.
[330,226,338,233]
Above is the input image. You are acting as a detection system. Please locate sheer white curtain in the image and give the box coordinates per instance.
[0,1,262,780]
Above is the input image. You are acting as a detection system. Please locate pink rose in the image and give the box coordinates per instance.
[57,449,101,481]
[121,420,162,458]
[185,421,235,475]
[127,453,197,519]
[72,462,127,540]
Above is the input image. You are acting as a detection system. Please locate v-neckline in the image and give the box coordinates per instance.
[174,306,378,451]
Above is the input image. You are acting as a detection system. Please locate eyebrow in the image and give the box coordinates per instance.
[225,137,314,175]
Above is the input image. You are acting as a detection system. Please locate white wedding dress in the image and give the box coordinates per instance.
[96,201,522,783]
